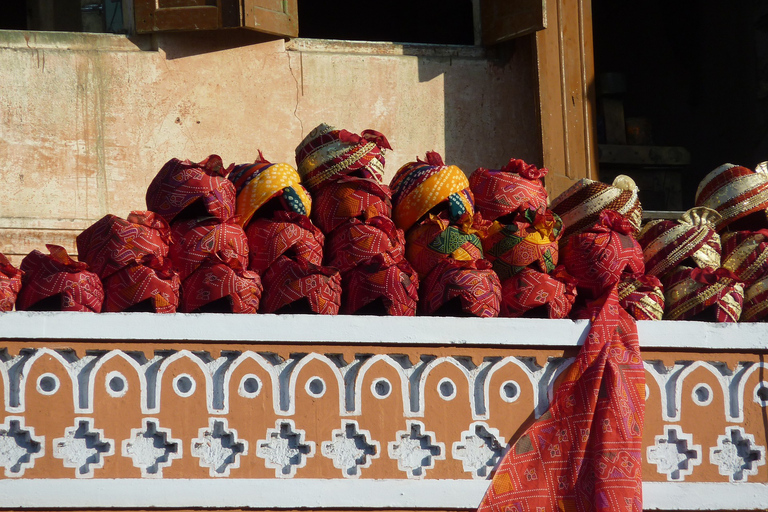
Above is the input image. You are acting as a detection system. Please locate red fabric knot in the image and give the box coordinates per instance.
[690,266,740,285]
[423,151,445,167]
[502,158,549,180]
[361,129,392,150]
[597,209,636,235]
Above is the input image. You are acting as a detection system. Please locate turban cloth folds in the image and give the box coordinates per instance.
[180,261,262,314]
[0,253,23,311]
[405,212,483,278]
[695,162,768,232]
[311,176,392,235]
[76,211,172,279]
[561,210,644,299]
[245,211,324,274]
[663,266,744,322]
[419,258,501,318]
[551,174,642,242]
[499,266,577,319]
[469,158,548,221]
[146,155,236,223]
[390,151,474,232]
[260,256,342,315]
[228,153,311,228]
[169,217,249,281]
[295,123,391,190]
[17,245,104,312]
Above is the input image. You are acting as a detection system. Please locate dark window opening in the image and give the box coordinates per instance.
[1,0,126,33]
[297,0,474,45]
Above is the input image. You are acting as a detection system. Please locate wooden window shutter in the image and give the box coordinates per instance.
[479,0,546,45]
[242,0,298,38]
[134,0,297,36]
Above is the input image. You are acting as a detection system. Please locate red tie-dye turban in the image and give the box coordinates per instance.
[562,210,644,299]
[310,175,393,235]
[146,155,237,224]
[340,254,419,316]
[76,211,172,279]
[260,256,342,315]
[180,261,262,314]
[469,158,548,221]
[245,211,324,274]
[169,217,249,281]
[0,253,23,312]
[16,245,104,312]
[419,258,501,317]
[499,266,577,319]
[325,216,406,273]
[102,260,180,313]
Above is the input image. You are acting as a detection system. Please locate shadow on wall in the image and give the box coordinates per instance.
[410,37,541,174]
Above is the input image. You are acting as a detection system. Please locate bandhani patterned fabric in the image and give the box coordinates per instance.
[146,155,237,223]
[0,253,23,312]
[169,217,249,281]
[562,210,645,299]
[741,275,768,322]
[478,287,644,512]
[390,151,474,232]
[551,175,642,242]
[340,254,419,316]
[76,211,172,279]
[663,266,744,322]
[721,229,768,285]
[245,211,324,274]
[479,208,563,280]
[227,152,312,228]
[295,123,392,190]
[405,212,483,278]
[102,261,180,313]
[499,266,577,319]
[16,245,104,312]
[325,216,406,273]
[260,256,342,315]
[469,158,548,221]
[419,258,501,317]
[695,162,768,232]
[180,261,262,314]
[617,274,665,321]
[637,207,721,278]
[311,175,393,234]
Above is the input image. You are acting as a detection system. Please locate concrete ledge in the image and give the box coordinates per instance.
[287,38,487,58]
[0,29,153,52]
[0,479,764,510]
[1,311,767,350]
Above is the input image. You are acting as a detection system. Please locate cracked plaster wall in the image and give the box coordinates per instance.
[0,30,538,264]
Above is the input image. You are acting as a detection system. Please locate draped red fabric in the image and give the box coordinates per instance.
[478,287,644,512]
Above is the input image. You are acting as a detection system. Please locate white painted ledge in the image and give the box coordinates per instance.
[1,311,768,349]
[0,479,765,510]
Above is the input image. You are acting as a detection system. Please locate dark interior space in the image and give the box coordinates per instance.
[297,0,474,45]
[592,0,768,210]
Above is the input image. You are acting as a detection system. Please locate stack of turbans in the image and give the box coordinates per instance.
[295,123,416,315]
[470,158,574,319]
[76,211,180,312]
[16,245,104,312]
[228,150,341,314]
[146,155,262,313]
[390,151,500,317]
[695,163,768,321]
[551,174,662,320]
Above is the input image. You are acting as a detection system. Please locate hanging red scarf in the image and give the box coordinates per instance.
[478,286,644,512]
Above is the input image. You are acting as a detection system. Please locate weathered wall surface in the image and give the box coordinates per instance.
[0,30,538,264]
